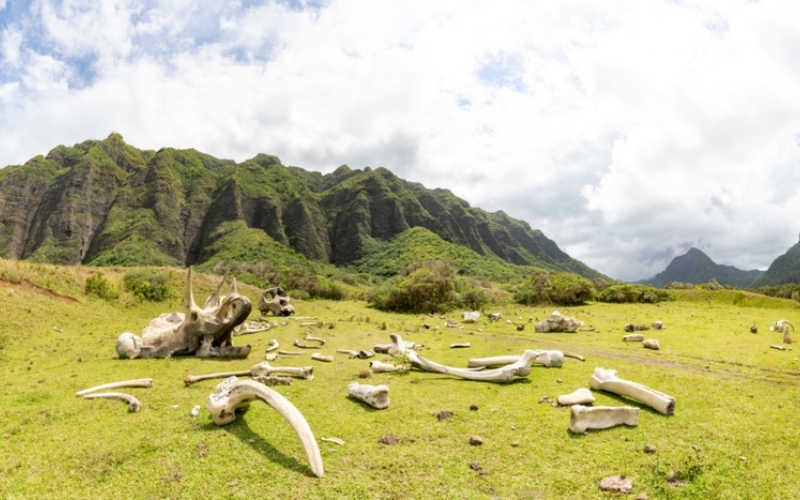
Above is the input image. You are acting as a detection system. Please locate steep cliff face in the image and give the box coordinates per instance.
[0,133,604,279]
[643,247,762,288]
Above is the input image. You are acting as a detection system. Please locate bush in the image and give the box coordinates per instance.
[596,284,674,304]
[84,272,119,301]
[367,260,460,313]
[124,270,172,302]
[460,288,491,311]
[514,271,595,306]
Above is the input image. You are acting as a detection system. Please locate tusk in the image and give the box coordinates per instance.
[564,352,585,361]
[569,405,639,434]
[208,377,323,477]
[185,267,196,313]
[348,382,390,409]
[77,378,153,396]
[83,392,142,412]
[589,367,675,416]
[557,388,596,406]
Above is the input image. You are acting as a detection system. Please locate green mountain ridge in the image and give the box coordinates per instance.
[0,133,605,280]
[642,247,763,288]
[750,238,800,287]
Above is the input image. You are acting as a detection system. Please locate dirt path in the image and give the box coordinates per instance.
[0,277,79,302]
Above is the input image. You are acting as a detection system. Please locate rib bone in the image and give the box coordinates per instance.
[207,377,323,477]
[76,378,153,396]
[83,392,142,412]
[569,405,639,434]
[589,367,675,415]
[348,382,390,409]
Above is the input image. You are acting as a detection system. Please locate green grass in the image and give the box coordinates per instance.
[0,261,799,498]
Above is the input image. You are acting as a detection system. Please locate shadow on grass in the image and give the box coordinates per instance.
[199,411,318,477]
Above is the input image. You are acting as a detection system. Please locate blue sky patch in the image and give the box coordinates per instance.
[476,50,526,92]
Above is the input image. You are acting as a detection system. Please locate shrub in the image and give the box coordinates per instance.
[84,272,119,301]
[514,271,595,306]
[596,284,674,304]
[124,270,172,302]
[367,260,460,314]
[460,288,490,311]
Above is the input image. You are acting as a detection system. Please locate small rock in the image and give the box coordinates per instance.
[511,441,519,447]
[469,462,481,471]
[469,436,484,446]
[437,410,453,421]
[379,434,402,445]
[248,439,255,444]
[556,379,563,383]
[739,456,746,461]
[598,475,633,493]
[644,444,657,454]
[469,404,479,411]
[228,480,238,486]
[636,494,648,500]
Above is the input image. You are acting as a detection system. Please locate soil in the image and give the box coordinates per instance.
[0,277,79,302]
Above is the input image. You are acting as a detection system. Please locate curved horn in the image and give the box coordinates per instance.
[207,377,323,477]
[185,267,197,313]
[205,272,228,308]
[229,277,238,295]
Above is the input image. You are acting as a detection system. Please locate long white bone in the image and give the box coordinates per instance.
[369,361,409,373]
[304,330,326,345]
[408,349,541,382]
[347,382,390,409]
[76,378,153,396]
[466,350,567,368]
[265,339,279,352]
[184,362,313,386]
[311,353,333,362]
[569,405,639,434]
[589,367,675,415]
[557,388,596,406]
[293,339,322,349]
[83,392,142,412]
[207,377,323,477]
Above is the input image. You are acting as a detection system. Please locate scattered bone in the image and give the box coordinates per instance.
[535,311,584,333]
[564,352,585,362]
[445,319,459,328]
[403,346,544,382]
[83,392,142,412]
[374,339,417,353]
[570,405,639,434]
[348,382,389,409]
[651,321,665,330]
[466,350,565,368]
[259,287,295,317]
[265,339,279,352]
[623,334,645,342]
[190,405,200,416]
[53,326,63,333]
[120,270,252,359]
[624,323,650,332]
[557,388,596,406]
[300,322,317,327]
[311,353,334,362]
[253,375,293,386]
[369,361,409,373]
[264,352,278,362]
[293,339,322,349]
[598,475,633,493]
[336,349,359,358]
[770,344,786,350]
[589,367,675,415]
[770,319,794,332]
[358,350,375,359]
[184,361,314,386]
[488,313,503,321]
[233,320,275,336]
[303,330,326,345]
[461,312,480,323]
[450,343,471,348]
[321,437,345,445]
[207,377,322,477]
[516,323,525,331]
[278,350,302,356]
[77,378,153,396]
[643,339,660,350]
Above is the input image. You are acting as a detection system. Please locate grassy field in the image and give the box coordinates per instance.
[0,261,799,499]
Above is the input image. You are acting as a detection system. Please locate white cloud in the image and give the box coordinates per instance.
[2,0,800,280]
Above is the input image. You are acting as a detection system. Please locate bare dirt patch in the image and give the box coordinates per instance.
[0,277,79,303]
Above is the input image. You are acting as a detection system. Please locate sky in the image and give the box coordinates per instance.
[1,0,800,281]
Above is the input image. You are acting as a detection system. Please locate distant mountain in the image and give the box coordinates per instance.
[0,133,606,280]
[642,247,762,288]
[750,238,800,287]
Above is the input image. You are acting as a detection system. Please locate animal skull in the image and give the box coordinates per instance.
[117,269,252,359]
[259,286,295,316]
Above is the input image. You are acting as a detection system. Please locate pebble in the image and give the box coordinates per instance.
[469,436,484,446]
[644,444,657,453]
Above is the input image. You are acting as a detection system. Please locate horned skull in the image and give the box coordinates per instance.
[116,268,252,359]
[259,286,295,316]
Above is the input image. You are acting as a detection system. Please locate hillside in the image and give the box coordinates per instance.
[750,238,800,286]
[0,133,605,280]
[643,247,762,288]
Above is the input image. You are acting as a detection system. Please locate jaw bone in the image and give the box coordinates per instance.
[207,376,323,477]
[589,367,675,416]
[569,405,639,434]
[348,382,390,409]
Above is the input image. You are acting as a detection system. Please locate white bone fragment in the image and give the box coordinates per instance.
[336,349,359,358]
[569,405,639,434]
[300,322,317,327]
[622,334,644,342]
[311,353,334,362]
[265,339,279,352]
[348,382,390,409]
[564,352,585,361]
[278,350,302,355]
[294,339,322,349]
[184,362,313,386]
[651,321,665,330]
[406,348,542,383]
[190,405,200,416]
[374,340,416,353]
[535,311,584,333]
[53,326,63,333]
[770,319,794,332]
[357,350,375,359]
[369,361,409,373]
[208,377,323,477]
[467,350,566,368]
[450,343,471,348]
[265,352,278,361]
[253,375,293,386]
[589,367,675,415]
[76,378,153,396]
[770,344,786,350]
[642,339,660,350]
[83,392,142,412]
[557,388,596,406]
[304,330,326,345]
[233,321,273,336]
[461,311,481,323]
[321,437,345,445]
